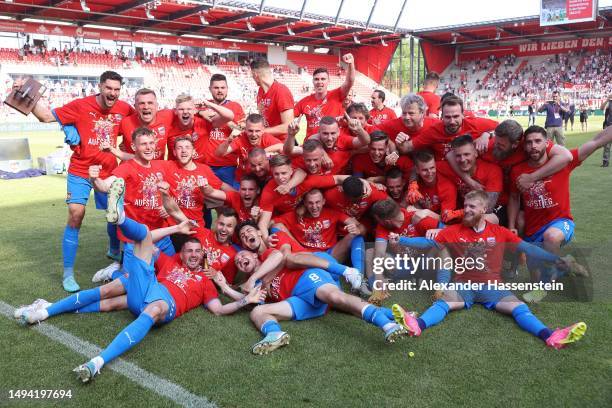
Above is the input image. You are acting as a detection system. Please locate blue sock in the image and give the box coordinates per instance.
[368,274,375,287]
[100,313,155,364]
[118,218,148,242]
[350,236,365,274]
[62,226,79,279]
[362,305,392,329]
[437,269,451,284]
[47,287,101,317]
[111,268,125,280]
[512,304,549,340]
[325,261,347,277]
[380,307,394,321]
[107,223,120,255]
[418,300,450,330]
[260,320,282,335]
[75,302,101,313]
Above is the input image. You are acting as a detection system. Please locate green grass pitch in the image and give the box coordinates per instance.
[0,117,611,407]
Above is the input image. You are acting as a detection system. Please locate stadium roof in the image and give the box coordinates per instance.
[0,0,409,49]
[414,6,612,48]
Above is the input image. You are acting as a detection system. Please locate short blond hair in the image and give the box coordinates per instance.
[464,190,488,206]
[175,93,193,106]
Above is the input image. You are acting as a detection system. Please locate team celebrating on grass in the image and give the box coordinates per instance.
[12,53,612,382]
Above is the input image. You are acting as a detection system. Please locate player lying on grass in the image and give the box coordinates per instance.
[14,178,265,383]
[390,190,587,349]
[230,220,408,354]
[233,248,409,355]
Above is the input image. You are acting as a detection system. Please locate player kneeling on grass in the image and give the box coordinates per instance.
[233,247,409,355]
[390,190,587,349]
[14,178,265,383]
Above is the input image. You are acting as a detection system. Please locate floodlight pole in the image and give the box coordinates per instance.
[409,35,414,92]
[417,38,422,90]
[299,0,308,20]
[394,0,408,32]
[335,0,346,25]
[365,0,378,30]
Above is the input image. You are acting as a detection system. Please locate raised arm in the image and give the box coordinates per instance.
[340,53,355,98]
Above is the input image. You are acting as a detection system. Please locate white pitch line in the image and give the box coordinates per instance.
[0,301,216,408]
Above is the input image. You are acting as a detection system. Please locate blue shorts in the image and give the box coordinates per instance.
[66,173,107,209]
[210,165,239,190]
[118,244,176,324]
[287,268,339,321]
[457,289,513,310]
[525,218,574,245]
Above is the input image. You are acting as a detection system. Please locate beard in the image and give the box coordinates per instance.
[462,212,482,227]
[492,147,512,160]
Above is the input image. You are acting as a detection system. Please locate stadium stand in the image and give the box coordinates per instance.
[0,46,400,120]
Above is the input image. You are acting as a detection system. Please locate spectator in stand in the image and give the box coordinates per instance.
[418,72,441,118]
[538,91,568,145]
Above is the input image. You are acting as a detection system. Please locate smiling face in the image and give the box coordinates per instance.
[385,176,405,201]
[416,158,437,184]
[98,79,121,110]
[214,214,237,244]
[133,133,156,162]
[234,250,260,275]
[173,139,194,166]
[401,102,424,131]
[180,241,204,270]
[453,143,477,173]
[369,139,387,164]
[462,196,486,227]
[175,100,196,128]
[136,93,158,125]
[238,225,263,251]
[303,148,324,175]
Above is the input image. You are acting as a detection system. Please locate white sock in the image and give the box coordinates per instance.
[382,322,396,333]
[360,304,370,318]
[91,356,104,372]
[117,209,126,225]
